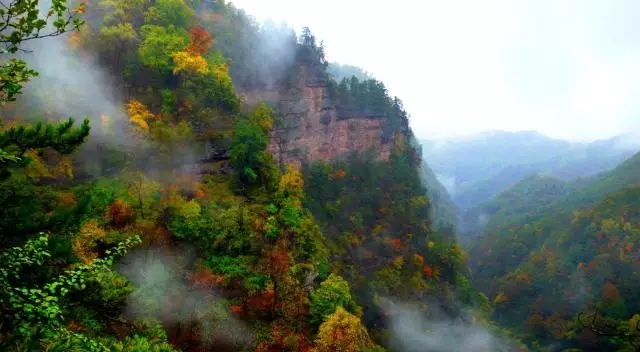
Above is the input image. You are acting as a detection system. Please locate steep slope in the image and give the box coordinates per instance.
[0,1,495,351]
[467,151,640,350]
[460,174,576,237]
[254,38,481,341]
[421,131,638,212]
[419,160,458,229]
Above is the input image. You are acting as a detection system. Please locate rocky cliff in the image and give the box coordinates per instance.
[240,63,404,167]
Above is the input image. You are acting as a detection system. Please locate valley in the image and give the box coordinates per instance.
[0,1,639,352]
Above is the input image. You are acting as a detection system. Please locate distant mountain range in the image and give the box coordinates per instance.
[420,130,640,215]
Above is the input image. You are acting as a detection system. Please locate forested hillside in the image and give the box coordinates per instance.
[421,131,638,215]
[467,151,640,350]
[0,1,509,351]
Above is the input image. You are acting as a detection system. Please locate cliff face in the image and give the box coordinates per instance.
[241,65,394,167]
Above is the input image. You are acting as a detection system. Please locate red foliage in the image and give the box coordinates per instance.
[268,249,291,275]
[187,26,213,55]
[423,265,434,277]
[245,287,275,317]
[390,238,402,251]
[603,282,621,302]
[230,304,245,318]
[106,199,134,228]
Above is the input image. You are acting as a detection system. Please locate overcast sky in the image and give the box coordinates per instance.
[229,0,640,142]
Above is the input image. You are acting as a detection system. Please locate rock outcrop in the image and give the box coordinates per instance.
[241,64,395,167]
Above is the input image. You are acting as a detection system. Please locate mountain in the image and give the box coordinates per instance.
[466,151,640,350]
[0,1,500,351]
[420,131,639,213]
[466,151,640,238]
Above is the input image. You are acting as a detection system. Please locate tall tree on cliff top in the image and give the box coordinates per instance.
[0,0,90,180]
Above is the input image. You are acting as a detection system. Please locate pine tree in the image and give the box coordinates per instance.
[0,0,90,180]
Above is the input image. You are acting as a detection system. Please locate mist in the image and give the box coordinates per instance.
[379,298,510,352]
[16,1,131,148]
[117,247,251,348]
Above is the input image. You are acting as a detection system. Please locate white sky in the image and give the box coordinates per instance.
[229,0,640,142]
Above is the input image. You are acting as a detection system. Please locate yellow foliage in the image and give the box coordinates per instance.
[23,149,51,178]
[392,256,404,269]
[54,156,74,179]
[278,164,304,204]
[57,191,76,207]
[73,219,107,264]
[249,101,274,132]
[178,199,202,219]
[126,99,155,131]
[427,240,435,249]
[494,292,508,305]
[314,306,374,352]
[410,271,429,291]
[172,50,209,75]
[409,196,429,208]
[629,314,640,335]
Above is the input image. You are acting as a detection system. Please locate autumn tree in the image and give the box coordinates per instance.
[314,306,374,352]
[309,273,358,327]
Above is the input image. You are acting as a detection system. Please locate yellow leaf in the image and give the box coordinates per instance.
[126,99,155,132]
[171,50,209,75]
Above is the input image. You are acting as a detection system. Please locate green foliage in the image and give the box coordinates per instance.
[138,25,188,73]
[229,102,277,190]
[0,233,140,341]
[0,0,84,103]
[0,119,91,180]
[468,152,640,349]
[205,255,251,281]
[144,0,194,28]
[309,273,358,326]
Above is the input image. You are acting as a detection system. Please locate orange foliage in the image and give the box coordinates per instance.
[625,242,634,253]
[126,99,156,131]
[245,285,275,316]
[73,219,107,264]
[527,313,545,328]
[253,217,264,231]
[423,265,433,277]
[106,199,134,228]
[515,271,533,286]
[187,26,213,55]
[330,169,346,179]
[602,282,621,302]
[413,253,425,265]
[57,191,76,207]
[350,238,360,247]
[544,313,568,339]
[230,305,244,314]
[188,267,225,290]
[268,249,291,275]
[134,220,172,246]
[390,238,402,251]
